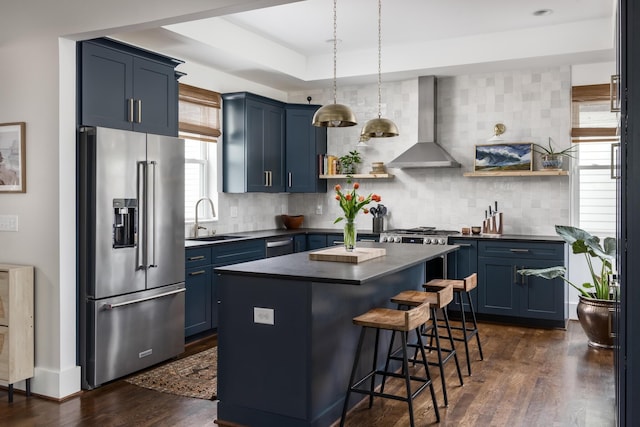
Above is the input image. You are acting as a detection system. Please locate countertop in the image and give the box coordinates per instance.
[185,227,563,248]
[214,242,458,285]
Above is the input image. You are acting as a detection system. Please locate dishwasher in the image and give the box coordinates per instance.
[265,236,294,257]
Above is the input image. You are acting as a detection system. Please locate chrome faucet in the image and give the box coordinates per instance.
[194,197,216,237]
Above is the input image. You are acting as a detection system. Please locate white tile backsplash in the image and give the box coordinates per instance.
[209,66,571,236]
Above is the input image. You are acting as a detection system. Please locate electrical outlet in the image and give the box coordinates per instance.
[0,215,18,232]
[316,205,323,215]
[254,307,275,325]
[230,206,238,218]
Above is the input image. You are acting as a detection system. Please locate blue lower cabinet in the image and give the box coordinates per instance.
[185,265,212,336]
[477,240,566,325]
[447,238,478,312]
[307,234,328,250]
[185,247,213,337]
[294,234,307,252]
[185,239,266,338]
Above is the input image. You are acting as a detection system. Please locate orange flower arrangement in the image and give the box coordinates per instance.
[333,182,382,224]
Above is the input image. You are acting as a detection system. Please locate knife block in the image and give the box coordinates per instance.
[483,212,503,235]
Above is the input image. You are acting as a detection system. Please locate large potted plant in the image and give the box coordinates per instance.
[519,225,617,348]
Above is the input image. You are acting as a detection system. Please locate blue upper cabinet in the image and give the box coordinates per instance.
[285,104,327,193]
[223,92,286,193]
[79,38,181,136]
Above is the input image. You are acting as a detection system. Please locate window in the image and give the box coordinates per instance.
[571,83,619,235]
[178,83,221,221]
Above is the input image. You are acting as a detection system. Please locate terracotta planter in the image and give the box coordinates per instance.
[576,295,617,349]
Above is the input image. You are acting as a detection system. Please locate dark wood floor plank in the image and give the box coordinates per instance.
[0,323,613,427]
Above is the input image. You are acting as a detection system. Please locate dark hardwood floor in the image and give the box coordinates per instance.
[0,321,613,427]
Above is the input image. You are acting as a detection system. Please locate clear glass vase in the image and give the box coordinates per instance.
[343,219,357,252]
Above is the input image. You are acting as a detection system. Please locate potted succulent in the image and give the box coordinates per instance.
[339,149,362,175]
[533,137,576,170]
[519,225,617,348]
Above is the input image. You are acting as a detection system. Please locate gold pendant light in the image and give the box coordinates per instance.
[361,0,399,138]
[312,0,357,127]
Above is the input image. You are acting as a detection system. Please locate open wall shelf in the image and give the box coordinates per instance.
[464,170,569,177]
[319,173,394,179]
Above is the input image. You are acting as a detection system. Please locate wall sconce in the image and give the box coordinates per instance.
[488,123,506,142]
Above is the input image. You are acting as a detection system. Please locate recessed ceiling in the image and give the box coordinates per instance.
[113,0,615,91]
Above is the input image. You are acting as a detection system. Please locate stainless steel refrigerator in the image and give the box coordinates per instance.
[78,126,185,389]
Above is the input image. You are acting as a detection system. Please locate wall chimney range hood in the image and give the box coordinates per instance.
[387,76,461,168]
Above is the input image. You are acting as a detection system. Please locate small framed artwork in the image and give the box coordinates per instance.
[0,122,26,193]
[474,142,533,172]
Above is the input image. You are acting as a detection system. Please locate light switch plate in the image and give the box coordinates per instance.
[316,205,323,215]
[0,215,18,232]
[253,307,275,325]
[230,206,238,218]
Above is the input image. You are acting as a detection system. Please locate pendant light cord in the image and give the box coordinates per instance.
[332,0,338,105]
[377,0,382,119]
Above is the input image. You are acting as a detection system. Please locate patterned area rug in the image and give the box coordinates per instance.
[125,347,217,400]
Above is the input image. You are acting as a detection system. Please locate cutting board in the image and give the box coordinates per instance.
[308,247,386,263]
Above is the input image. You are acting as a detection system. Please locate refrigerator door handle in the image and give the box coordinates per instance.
[148,161,157,268]
[102,288,186,310]
[137,161,147,270]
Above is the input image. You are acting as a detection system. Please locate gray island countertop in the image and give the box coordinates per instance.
[214,241,459,285]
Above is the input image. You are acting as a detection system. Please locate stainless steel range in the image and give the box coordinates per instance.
[380,227,460,245]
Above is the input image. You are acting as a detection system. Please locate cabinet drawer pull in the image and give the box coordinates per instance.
[189,270,206,276]
[510,248,530,253]
[188,255,205,261]
[288,172,292,188]
[457,243,472,247]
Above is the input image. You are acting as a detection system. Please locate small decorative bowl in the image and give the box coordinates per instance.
[281,214,304,229]
[471,226,482,235]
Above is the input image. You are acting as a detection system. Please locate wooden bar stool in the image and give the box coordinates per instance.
[425,273,483,376]
[389,284,464,407]
[339,302,440,427]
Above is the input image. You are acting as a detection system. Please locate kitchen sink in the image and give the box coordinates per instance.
[186,235,247,242]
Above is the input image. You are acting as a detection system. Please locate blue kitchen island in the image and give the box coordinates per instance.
[214,242,458,427]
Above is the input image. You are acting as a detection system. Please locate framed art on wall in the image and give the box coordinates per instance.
[0,122,26,193]
[474,142,533,172]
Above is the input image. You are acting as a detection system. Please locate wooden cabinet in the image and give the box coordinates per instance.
[447,238,478,313]
[222,92,285,193]
[79,38,181,136]
[185,240,265,338]
[0,264,34,402]
[477,240,566,326]
[285,104,327,193]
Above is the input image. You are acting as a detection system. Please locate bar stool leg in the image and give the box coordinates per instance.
[443,307,464,386]
[429,307,449,406]
[380,330,397,395]
[415,331,441,423]
[400,332,416,427]
[8,384,13,403]
[369,328,380,408]
[466,292,484,361]
[26,378,31,397]
[340,328,367,427]
[459,297,473,376]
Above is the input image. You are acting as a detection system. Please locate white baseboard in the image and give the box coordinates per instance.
[568,301,578,320]
[28,365,82,399]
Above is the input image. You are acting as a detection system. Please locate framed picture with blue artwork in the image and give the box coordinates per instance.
[474,142,533,172]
